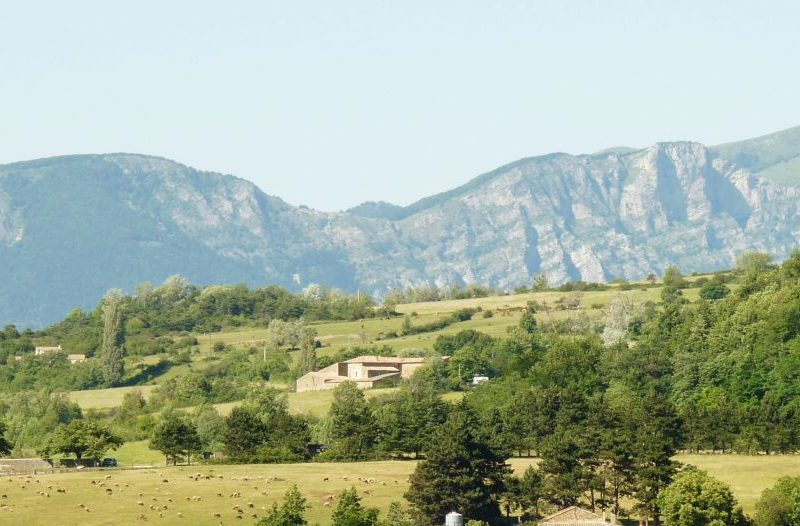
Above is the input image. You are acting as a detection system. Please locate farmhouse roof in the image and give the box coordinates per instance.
[343,356,426,364]
[34,345,63,355]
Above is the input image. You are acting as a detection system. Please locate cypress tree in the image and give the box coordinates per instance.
[101,289,126,386]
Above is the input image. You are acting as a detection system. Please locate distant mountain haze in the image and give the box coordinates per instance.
[3,125,800,326]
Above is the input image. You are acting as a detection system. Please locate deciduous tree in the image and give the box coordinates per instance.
[657,466,749,526]
[44,419,123,460]
[258,484,308,526]
[331,487,379,526]
[754,476,800,526]
[149,413,202,465]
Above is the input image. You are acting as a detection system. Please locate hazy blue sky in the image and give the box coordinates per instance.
[1,1,798,210]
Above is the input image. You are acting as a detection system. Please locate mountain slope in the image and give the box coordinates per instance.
[377,142,799,288]
[3,126,800,326]
[0,154,361,326]
[711,125,800,186]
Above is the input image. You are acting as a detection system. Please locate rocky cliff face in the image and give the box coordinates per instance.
[353,141,800,289]
[2,126,800,326]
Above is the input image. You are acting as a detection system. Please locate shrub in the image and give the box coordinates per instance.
[754,476,800,526]
[657,467,749,526]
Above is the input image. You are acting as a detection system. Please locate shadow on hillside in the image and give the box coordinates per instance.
[122,359,173,386]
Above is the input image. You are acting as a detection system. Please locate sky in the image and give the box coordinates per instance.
[0,1,798,211]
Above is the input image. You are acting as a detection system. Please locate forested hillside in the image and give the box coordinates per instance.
[0,276,378,393]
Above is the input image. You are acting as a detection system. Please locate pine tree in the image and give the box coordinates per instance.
[328,382,377,460]
[515,466,544,521]
[631,389,681,526]
[405,405,510,526]
[538,426,588,508]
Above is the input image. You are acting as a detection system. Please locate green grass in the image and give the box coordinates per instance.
[395,286,663,316]
[1,461,421,525]
[286,387,400,417]
[679,454,800,513]
[2,454,795,524]
[67,386,156,410]
[113,440,168,467]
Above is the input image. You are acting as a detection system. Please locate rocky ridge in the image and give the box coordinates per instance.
[2,125,800,325]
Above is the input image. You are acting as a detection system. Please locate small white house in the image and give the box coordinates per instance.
[471,376,489,387]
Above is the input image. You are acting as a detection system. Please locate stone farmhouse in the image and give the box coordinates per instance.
[34,345,63,356]
[296,355,439,392]
[539,506,619,525]
[33,345,85,364]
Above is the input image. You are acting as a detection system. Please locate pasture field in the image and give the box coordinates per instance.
[191,282,687,359]
[194,312,516,358]
[678,453,800,512]
[68,386,157,410]
[0,460,423,526]
[395,286,664,316]
[113,440,169,467]
[0,454,793,525]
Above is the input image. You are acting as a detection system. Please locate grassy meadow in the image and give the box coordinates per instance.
[0,454,794,525]
[68,386,157,411]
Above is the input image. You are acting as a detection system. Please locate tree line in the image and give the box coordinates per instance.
[0,276,376,392]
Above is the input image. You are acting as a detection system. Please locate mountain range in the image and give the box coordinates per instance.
[2,125,800,326]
